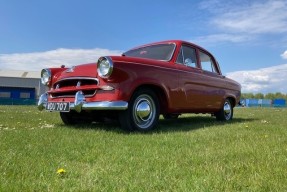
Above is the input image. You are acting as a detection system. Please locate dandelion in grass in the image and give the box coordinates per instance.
[57,168,66,176]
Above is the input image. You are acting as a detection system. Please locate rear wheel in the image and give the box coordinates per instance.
[215,99,233,121]
[119,88,160,132]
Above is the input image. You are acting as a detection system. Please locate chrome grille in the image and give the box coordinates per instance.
[53,77,99,89]
[51,77,99,98]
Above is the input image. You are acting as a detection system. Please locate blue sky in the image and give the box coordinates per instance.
[0,0,287,93]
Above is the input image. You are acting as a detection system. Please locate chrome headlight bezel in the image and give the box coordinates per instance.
[41,68,51,86]
[97,56,113,79]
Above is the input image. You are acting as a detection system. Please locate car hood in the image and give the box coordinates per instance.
[53,63,98,82]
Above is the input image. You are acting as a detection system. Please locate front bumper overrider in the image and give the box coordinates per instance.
[37,91,128,113]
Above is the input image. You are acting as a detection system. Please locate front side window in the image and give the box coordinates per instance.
[176,46,197,68]
[199,51,218,74]
[124,43,176,61]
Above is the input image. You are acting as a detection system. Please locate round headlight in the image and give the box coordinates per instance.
[41,69,51,85]
[97,57,113,78]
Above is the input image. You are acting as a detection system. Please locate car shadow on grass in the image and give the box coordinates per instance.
[155,115,256,133]
[58,115,257,134]
[58,119,124,133]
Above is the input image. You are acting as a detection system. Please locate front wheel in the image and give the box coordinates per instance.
[119,88,160,132]
[215,99,233,121]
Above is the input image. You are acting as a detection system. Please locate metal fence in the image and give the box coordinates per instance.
[240,99,286,108]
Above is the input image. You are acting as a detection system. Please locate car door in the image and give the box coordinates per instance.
[196,50,226,109]
[175,45,207,109]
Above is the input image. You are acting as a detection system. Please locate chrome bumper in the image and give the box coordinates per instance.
[37,91,128,113]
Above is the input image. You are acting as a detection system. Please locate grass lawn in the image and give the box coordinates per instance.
[0,105,286,191]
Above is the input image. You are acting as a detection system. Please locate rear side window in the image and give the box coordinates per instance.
[199,51,218,74]
[176,46,197,68]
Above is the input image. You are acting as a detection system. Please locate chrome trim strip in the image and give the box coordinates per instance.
[70,101,128,111]
[117,60,202,74]
[50,91,97,99]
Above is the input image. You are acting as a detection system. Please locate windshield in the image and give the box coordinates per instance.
[123,43,176,61]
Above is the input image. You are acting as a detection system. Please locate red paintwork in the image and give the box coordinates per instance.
[46,40,241,114]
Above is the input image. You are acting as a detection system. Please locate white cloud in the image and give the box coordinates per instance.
[191,33,253,45]
[197,0,287,43]
[281,50,287,59]
[0,48,122,71]
[227,64,287,93]
[212,0,287,34]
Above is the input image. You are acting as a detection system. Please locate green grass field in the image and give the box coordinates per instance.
[0,106,286,191]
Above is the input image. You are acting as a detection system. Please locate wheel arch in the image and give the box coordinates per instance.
[225,96,236,108]
[131,84,169,115]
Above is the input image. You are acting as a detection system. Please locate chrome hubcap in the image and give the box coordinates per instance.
[224,101,232,120]
[136,101,151,120]
[133,94,155,129]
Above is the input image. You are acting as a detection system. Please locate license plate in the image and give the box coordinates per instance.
[46,102,70,112]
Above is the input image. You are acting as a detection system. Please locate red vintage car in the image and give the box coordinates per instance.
[38,40,241,132]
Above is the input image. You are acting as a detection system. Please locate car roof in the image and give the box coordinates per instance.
[129,40,210,53]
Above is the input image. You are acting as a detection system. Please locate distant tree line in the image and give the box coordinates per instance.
[241,92,287,100]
